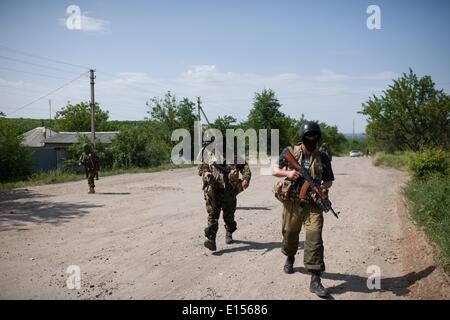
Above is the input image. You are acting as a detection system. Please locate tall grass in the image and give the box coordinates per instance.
[404,175,450,272]
[373,151,412,170]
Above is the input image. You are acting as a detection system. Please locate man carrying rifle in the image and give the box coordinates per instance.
[198,138,251,251]
[79,143,100,194]
[272,121,335,298]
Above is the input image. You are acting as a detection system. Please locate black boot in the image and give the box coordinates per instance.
[309,271,329,297]
[204,235,217,251]
[283,256,295,274]
[225,231,233,244]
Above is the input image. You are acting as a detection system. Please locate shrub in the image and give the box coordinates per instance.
[408,148,449,178]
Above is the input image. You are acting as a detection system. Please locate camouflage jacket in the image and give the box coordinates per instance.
[79,152,100,172]
[198,160,251,190]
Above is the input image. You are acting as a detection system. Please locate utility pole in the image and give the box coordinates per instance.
[197,97,202,152]
[352,119,355,141]
[48,99,52,137]
[90,69,96,148]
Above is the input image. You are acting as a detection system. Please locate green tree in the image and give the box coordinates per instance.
[0,118,33,181]
[147,92,197,145]
[111,123,170,168]
[247,89,291,149]
[212,115,238,133]
[65,134,114,171]
[53,102,111,132]
[360,69,450,152]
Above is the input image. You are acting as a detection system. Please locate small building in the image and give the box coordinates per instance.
[43,132,118,171]
[22,127,57,148]
[22,127,58,172]
[21,129,118,172]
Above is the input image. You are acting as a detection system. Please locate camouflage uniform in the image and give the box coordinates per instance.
[79,149,100,193]
[319,143,332,162]
[198,160,251,240]
[278,144,334,272]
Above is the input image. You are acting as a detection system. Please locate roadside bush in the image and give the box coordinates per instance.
[408,148,449,178]
[373,152,411,170]
[0,118,33,182]
[404,175,450,270]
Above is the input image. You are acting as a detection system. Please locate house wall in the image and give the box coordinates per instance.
[31,148,57,173]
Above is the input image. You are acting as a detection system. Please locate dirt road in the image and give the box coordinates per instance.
[0,157,445,299]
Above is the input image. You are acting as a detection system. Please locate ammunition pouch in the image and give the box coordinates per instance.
[273,179,294,202]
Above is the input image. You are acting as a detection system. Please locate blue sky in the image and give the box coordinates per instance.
[0,0,449,133]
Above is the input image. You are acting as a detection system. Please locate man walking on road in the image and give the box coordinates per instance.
[272,121,335,298]
[198,139,251,251]
[79,143,100,194]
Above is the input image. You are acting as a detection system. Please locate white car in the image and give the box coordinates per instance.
[349,150,363,157]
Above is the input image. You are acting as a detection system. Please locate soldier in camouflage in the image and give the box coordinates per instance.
[198,144,251,251]
[79,143,100,194]
[272,121,335,298]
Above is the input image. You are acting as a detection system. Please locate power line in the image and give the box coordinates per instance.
[0,44,90,70]
[0,55,83,75]
[6,71,89,116]
[0,66,74,81]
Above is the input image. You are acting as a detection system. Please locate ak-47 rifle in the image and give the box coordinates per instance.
[281,148,340,219]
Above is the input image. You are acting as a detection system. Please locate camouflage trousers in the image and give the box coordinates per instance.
[281,199,325,271]
[87,170,97,189]
[204,186,237,238]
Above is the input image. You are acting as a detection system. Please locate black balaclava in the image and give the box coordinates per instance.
[303,136,319,152]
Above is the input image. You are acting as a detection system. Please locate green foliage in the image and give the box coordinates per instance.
[2,118,52,134]
[292,114,348,155]
[404,175,450,270]
[0,118,33,181]
[408,148,450,178]
[373,152,411,170]
[147,92,197,143]
[246,89,292,149]
[111,123,171,168]
[53,102,111,132]
[212,115,238,133]
[360,69,450,152]
[65,134,114,171]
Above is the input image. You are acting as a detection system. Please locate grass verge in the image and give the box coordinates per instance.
[404,175,450,273]
[0,163,195,190]
[373,151,412,170]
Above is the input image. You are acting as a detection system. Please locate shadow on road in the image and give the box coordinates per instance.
[95,192,131,195]
[236,207,272,211]
[0,189,103,232]
[293,265,436,297]
[213,240,304,256]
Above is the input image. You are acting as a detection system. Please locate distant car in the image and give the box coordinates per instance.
[349,150,363,157]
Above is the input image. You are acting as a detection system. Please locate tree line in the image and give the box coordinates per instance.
[4,68,447,182]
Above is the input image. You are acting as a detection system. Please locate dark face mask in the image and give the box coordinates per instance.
[303,137,318,152]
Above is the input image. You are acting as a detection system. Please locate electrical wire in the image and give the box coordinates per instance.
[6,71,89,116]
[0,55,84,75]
[0,44,90,70]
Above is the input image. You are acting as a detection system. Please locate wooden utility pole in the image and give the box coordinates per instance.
[48,99,52,137]
[90,69,96,148]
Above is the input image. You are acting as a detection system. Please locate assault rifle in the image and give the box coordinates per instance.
[281,148,340,219]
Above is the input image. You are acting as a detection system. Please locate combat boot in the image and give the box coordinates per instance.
[204,235,217,251]
[309,271,329,297]
[225,231,233,244]
[88,187,95,194]
[283,255,295,274]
